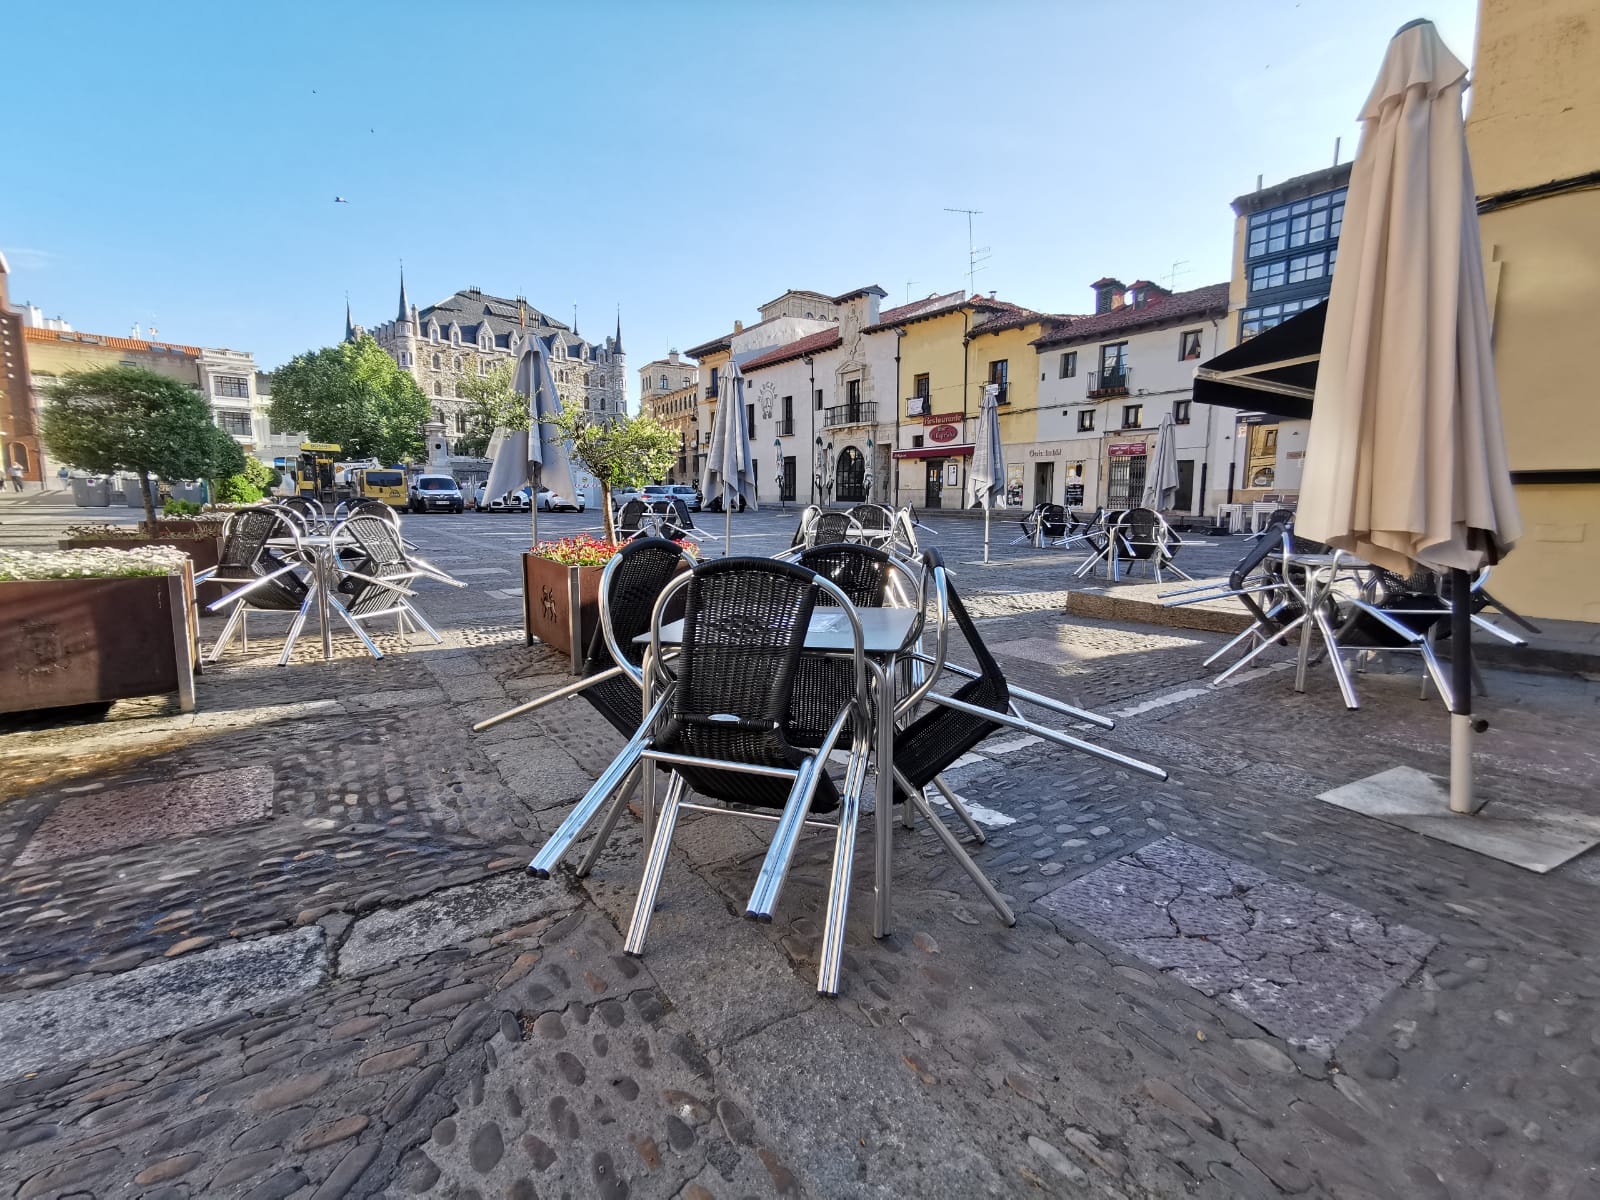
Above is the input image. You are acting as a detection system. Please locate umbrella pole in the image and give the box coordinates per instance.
[983,504,991,564]
[1448,567,1476,814]
[724,499,732,558]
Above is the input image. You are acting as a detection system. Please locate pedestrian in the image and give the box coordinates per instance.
[57,466,69,491]
[8,462,23,492]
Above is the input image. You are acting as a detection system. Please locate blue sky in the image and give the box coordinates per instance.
[4,1,1478,403]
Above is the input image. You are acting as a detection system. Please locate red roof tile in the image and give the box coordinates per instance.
[738,327,842,373]
[23,327,201,356]
[1032,283,1229,348]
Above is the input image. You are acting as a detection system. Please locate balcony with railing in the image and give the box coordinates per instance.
[1087,366,1132,398]
[777,417,795,436]
[824,401,877,429]
[704,383,719,399]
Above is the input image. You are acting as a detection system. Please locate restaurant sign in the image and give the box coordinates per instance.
[928,424,959,443]
[1108,442,1147,457]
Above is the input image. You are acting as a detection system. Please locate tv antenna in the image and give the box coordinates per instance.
[1164,259,1191,290]
[944,207,990,297]
[905,281,919,304]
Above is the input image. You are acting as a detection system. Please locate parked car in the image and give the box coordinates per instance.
[488,487,528,512]
[703,494,748,513]
[536,485,585,512]
[643,484,701,511]
[472,483,488,511]
[611,486,645,508]
[408,474,464,513]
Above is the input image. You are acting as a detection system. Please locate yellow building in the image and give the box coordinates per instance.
[682,335,731,487]
[1465,0,1600,621]
[870,293,1041,509]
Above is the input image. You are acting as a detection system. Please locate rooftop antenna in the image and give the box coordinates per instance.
[904,281,919,304]
[1164,260,1190,290]
[1333,136,1342,166]
[944,207,990,297]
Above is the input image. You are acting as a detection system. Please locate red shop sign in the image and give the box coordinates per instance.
[1107,442,1147,457]
[928,424,959,443]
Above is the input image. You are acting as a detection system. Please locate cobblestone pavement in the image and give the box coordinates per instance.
[2,506,1598,1198]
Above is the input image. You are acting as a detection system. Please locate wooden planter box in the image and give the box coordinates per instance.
[522,554,603,673]
[0,573,197,715]
[61,535,228,608]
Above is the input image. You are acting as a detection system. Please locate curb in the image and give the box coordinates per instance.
[1064,591,1251,635]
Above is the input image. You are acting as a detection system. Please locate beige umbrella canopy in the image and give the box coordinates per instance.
[1297,19,1521,575]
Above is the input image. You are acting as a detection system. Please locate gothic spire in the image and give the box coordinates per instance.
[345,297,355,343]
[614,306,623,355]
[397,264,410,323]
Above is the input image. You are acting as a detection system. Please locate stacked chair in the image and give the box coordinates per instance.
[499,524,1169,997]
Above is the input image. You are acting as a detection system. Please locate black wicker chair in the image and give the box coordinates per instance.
[616,498,649,539]
[623,558,873,995]
[327,513,463,658]
[789,505,822,548]
[278,495,326,533]
[1113,508,1190,582]
[1011,503,1068,546]
[805,510,859,547]
[847,503,895,547]
[491,538,697,878]
[199,507,313,665]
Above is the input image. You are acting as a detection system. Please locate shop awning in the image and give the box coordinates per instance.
[1192,301,1326,421]
[892,444,974,459]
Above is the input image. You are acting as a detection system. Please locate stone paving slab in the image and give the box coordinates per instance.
[1038,836,1437,1057]
[15,764,274,865]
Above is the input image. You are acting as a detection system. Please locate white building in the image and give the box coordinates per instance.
[1031,279,1231,514]
[195,347,261,449]
[739,287,893,506]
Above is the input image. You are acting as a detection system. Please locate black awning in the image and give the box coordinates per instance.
[1192,300,1327,421]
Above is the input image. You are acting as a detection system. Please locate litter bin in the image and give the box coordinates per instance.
[169,481,206,504]
[72,477,111,507]
[120,478,160,508]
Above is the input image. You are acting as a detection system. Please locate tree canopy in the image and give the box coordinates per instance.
[548,409,678,540]
[41,365,246,527]
[453,361,520,458]
[268,335,430,464]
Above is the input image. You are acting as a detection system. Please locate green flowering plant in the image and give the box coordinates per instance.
[0,546,192,581]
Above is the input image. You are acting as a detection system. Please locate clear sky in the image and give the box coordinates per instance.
[3,1,1478,404]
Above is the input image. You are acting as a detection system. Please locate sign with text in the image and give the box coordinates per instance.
[928,424,959,443]
[1108,443,1147,457]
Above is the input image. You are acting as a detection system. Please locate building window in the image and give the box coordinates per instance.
[432,353,441,370]
[1077,410,1095,432]
[453,355,462,371]
[1240,297,1317,340]
[988,359,1009,403]
[912,373,930,399]
[708,366,719,397]
[1246,188,1347,260]
[780,394,794,436]
[1122,403,1143,429]
[1099,342,1128,385]
[455,412,467,433]
[1173,400,1192,424]
[215,410,252,436]
[1058,352,1076,379]
[912,434,924,448]
[747,402,756,439]
[455,381,465,398]
[214,374,249,398]
[433,382,442,396]
[1179,331,1202,360]
[659,374,668,389]
[814,387,823,411]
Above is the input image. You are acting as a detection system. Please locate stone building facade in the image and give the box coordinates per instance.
[365,277,625,442]
[638,351,698,483]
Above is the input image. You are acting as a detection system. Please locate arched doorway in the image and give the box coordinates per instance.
[835,446,865,503]
[7,443,29,475]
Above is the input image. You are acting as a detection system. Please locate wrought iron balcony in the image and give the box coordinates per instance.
[777,418,795,436]
[705,383,719,399]
[824,401,877,429]
[1087,367,1132,398]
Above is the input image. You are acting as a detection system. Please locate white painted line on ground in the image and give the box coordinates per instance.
[928,790,1017,829]
[984,734,1043,756]
[451,567,512,576]
[1110,688,1211,719]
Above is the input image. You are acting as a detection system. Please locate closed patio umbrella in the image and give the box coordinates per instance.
[967,384,1004,563]
[486,336,576,550]
[1141,413,1180,510]
[701,357,756,554]
[1297,18,1522,814]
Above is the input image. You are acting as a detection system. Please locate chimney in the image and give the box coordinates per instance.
[733,320,744,333]
[1091,278,1125,315]
[668,350,679,364]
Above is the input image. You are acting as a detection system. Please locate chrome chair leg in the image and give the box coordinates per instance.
[575,763,641,878]
[931,775,986,844]
[894,767,1014,926]
[206,604,246,665]
[623,773,687,957]
[326,595,384,660]
[277,587,318,666]
[1204,622,1262,668]
[399,600,445,645]
[817,731,872,997]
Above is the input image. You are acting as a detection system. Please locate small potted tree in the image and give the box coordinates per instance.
[522,411,679,670]
[0,547,198,715]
